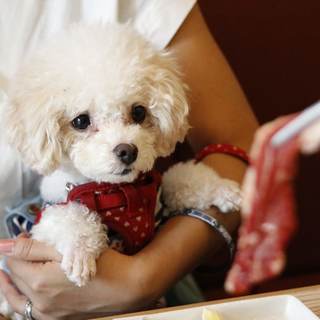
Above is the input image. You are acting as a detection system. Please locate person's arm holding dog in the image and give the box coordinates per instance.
[0,5,258,319]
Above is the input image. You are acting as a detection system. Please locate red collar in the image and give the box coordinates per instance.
[38,170,162,254]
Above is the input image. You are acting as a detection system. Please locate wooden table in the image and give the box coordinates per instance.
[101,285,320,319]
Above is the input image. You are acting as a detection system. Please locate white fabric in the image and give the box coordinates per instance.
[0,0,196,237]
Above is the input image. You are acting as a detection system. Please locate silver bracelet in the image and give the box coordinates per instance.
[171,209,235,261]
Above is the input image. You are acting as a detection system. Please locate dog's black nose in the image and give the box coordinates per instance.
[113,144,138,165]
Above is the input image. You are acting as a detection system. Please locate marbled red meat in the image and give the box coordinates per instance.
[225,118,300,294]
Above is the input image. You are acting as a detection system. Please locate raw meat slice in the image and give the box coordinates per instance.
[225,117,300,294]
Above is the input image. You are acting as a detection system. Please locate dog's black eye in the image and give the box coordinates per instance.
[131,105,146,124]
[71,114,91,130]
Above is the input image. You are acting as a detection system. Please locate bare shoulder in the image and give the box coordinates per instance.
[168,4,222,71]
[168,4,258,182]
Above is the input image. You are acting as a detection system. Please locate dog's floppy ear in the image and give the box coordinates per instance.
[4,95,63,175]
[149,53,190,157]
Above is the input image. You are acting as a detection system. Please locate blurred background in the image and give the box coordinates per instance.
[196,0,320,299]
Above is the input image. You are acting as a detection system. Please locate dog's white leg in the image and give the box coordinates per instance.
[162,160,242,213]
[31,202,108,286]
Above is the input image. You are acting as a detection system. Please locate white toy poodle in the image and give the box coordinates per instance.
[1,23,241,318]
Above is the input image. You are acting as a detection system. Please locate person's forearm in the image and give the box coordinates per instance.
[135,208,239,303]
[202,152,248,184]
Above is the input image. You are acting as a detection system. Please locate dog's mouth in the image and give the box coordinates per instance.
[120,168,132,175]
[113,168,132,176]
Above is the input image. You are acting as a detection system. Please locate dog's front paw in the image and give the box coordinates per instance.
[61,248,97,286]
[211,179,242,213]
[162,160,242,212]
[31,202,108,287]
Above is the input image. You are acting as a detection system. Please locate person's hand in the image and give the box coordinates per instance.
[241,116,292,213]
[0,237,153,320]
[0,212,230,320]
[241,113,320,213]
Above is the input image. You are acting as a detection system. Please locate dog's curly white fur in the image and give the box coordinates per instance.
[162,160,242,213]
[3,21,189,280]
[1,22,241,318]
[31,202,107,286]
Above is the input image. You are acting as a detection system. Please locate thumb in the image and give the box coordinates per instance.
[0,238,61,262]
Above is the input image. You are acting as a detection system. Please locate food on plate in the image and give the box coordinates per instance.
[142,308,222,320]
[202,308,222,320]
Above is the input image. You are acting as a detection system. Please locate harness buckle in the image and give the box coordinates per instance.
[65,182,75,192]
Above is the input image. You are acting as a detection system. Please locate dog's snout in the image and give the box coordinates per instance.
[113,144,138,165]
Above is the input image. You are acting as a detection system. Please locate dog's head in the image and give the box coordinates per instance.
[5,24,189,183]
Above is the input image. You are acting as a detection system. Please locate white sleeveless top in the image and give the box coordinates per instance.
[0,0,196,236]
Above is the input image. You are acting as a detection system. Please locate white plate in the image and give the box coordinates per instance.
[115,295,319,320]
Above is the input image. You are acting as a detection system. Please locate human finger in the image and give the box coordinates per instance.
[10,271,52,314]
[300,119,320,154]
[7,257,68,290]
[17,232,29,239]
[241,167,256,216]
[0,270,59,320]
[250,115,296,161]
[0,270,27,316]
[242,116,294,215]
[7,270,31,298]
[0,238,61,262]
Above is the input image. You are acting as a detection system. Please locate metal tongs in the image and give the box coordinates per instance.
[271,100,320,147]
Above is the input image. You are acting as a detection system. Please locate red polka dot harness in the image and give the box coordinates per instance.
[36,170,161,255]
